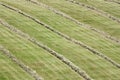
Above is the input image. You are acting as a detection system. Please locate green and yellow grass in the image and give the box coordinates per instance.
[1,0,120,64]
[37,0,120,39]
[0,24,83,80]
[75,0,120,18]
[0,0,120,80]
[0,51,34,80]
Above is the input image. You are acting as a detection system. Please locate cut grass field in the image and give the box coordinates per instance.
[0,24,83,80]
[0,0,120,80]
[0,51,34,80]
[74,0,120,18]
[105,0,120,4]
[36,0,120,39]
[1,0,120,64]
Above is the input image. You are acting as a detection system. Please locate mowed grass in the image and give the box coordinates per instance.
[36,0,120,39]
[0,4,120,80]
[0,51,34,80]
[74,0,120,18]
[1,0,120,64]
[0,25,83,80]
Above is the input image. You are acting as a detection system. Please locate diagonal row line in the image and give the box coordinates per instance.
[0,45,43,80]
[0,24,83,79]
[28,0,120,44]
[0,2,120,69]
[27,0,120,61]
[65,0,120,23]
[0,18,92,80]
[29,0,120,64]
[105,0,120,4]
[0,25,78,79]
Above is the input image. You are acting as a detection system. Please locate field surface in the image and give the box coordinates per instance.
[0,51,34,80]
[0,0,120,80]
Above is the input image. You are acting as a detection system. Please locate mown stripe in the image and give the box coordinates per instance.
[28,0,120,48]
[35,0,120,40]
[105,0,120,4]
[0,2,120,69]
[0,45,43,80]
[0,51,34,80]
[65,0,120,24]
[0,22,83,80]
[0,18,92,80]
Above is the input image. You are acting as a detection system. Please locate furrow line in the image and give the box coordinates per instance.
[0,2,120,69]
[28,0,120,44]
[0,45,43,80]
[105,0,120,4]
[0,19,92,80]
[65,0,120,23]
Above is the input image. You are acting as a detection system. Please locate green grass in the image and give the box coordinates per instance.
[1,0,120,64]
[0,3,120,80]
[0,0,120,79]
[0,51,34,80]
[36,0,120,39]
[0,24,82,80]
[74,0,120,18]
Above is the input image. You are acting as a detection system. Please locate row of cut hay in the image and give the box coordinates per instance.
[0,45,43,80]
[1,2,120,69]
[65,0,120,23]
[104,0,120,4]
[28,0,120,44]
[0,18,92,80]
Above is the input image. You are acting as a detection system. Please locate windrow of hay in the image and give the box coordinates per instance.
[105,0,120,4]
[0,45,43,80]
[0,19,92,80]
[0,2,120,69]
[28,0,120,44]
[66,0,120,23]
